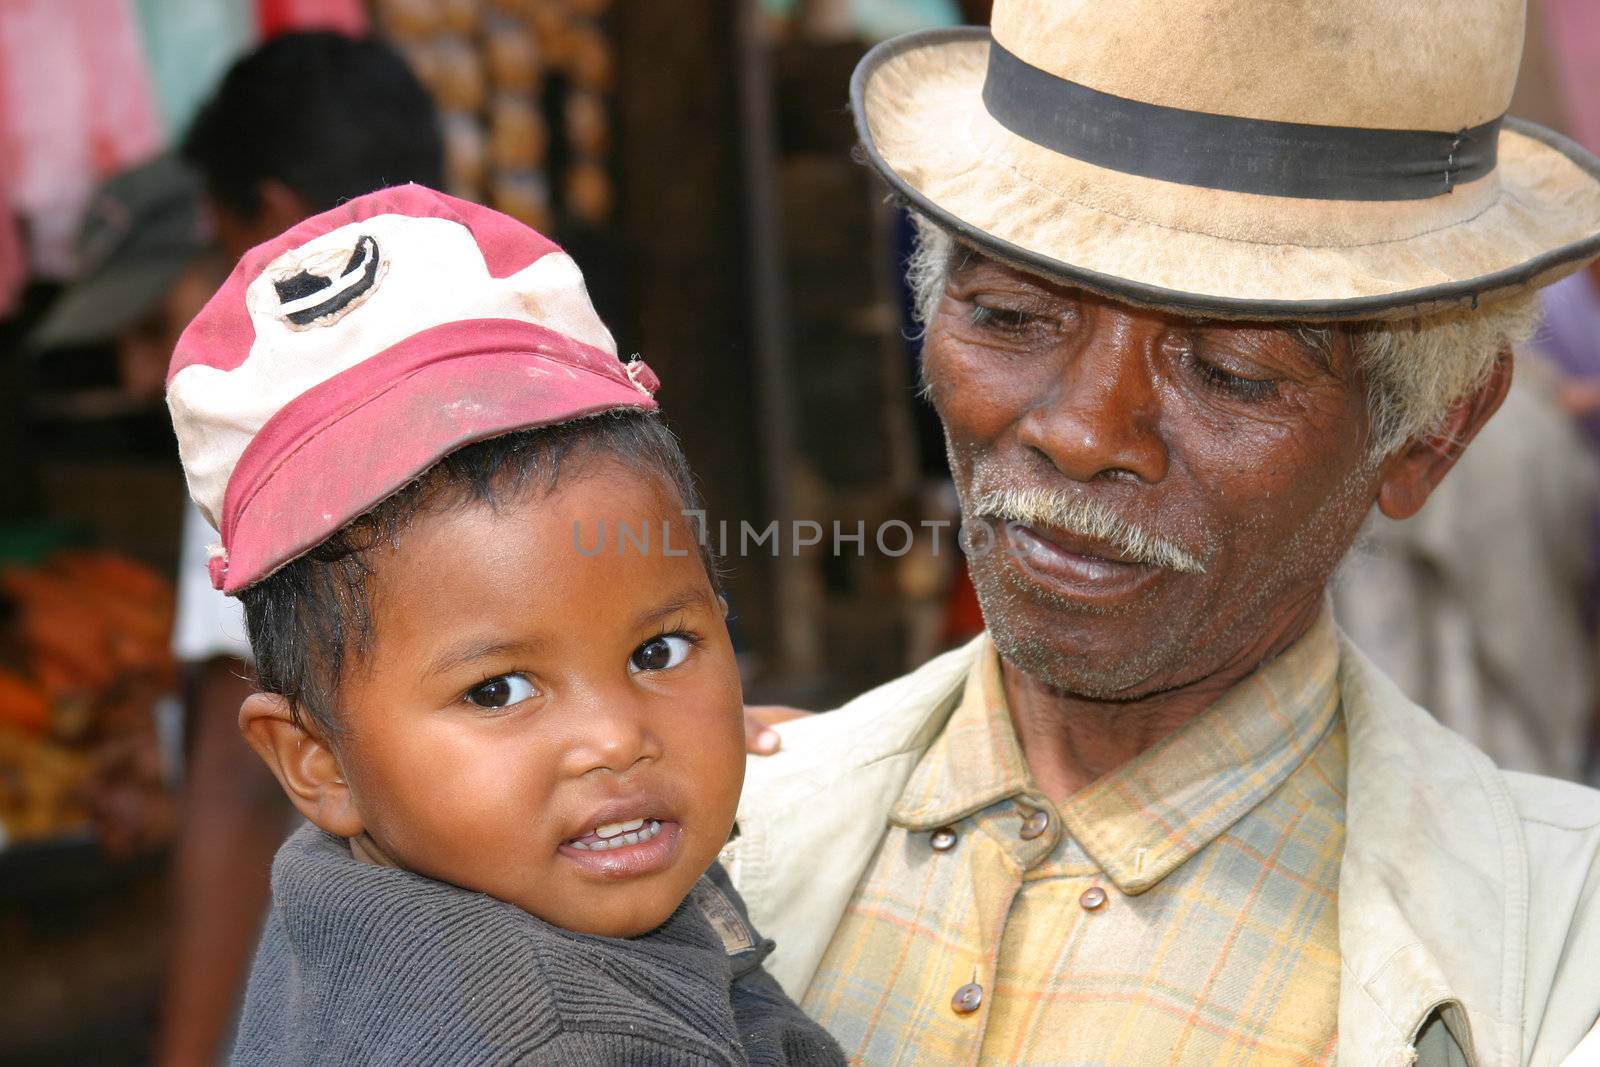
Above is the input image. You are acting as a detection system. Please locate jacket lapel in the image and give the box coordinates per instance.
[1336,635,1528,1067]
[728,637,981,996]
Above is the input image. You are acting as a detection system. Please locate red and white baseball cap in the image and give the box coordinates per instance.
[167,184,659,594]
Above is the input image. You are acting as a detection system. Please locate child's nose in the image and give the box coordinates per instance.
[561,697,663,778]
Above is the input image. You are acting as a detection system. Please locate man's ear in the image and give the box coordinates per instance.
[1375,350,1512,521]
[238,693,364,839]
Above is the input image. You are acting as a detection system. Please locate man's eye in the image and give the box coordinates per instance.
[969,304,1042,333]
[464,674,538,709]
[1176,346,1280,400]
[628,634,696,674]
[1192,358,1279,400]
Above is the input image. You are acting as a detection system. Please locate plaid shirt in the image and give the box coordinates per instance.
[803,612,1347,1066]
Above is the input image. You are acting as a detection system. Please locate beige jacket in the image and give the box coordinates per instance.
[725,635,1600,1067]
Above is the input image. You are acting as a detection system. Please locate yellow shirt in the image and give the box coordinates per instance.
[804,613,1347,1066]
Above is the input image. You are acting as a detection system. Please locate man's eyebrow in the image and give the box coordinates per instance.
[633,587,716,631]
[423,639,532,681]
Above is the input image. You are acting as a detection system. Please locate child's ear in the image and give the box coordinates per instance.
[238,693,364,839]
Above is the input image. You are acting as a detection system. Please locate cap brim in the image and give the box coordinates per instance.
[30,255,193,350]
[222,341,655,593]
[853,28,1600,320]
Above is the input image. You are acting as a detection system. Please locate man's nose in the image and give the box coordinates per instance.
[1016,314,1169,485]
[560,693,663,778]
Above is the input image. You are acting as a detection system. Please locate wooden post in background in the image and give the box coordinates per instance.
[611,0,786,674]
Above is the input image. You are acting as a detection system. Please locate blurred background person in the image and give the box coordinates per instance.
[1330,0,1600,786]
[1332,364,1600,780]
[1532,258,1600,556]
[1529,258,1600,781]
[27,157,217,411]
[25,157,222,870]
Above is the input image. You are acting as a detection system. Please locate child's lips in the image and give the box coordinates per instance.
[559,820,682,879]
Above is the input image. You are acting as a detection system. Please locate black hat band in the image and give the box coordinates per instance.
[982,40,1501,202]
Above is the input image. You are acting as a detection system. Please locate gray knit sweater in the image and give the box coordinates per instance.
[230,826,844,1067]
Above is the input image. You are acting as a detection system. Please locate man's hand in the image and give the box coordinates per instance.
[744,705,814,754]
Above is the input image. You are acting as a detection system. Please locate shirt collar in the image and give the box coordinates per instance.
[890,609,1344,895]
[891,634,1032,830]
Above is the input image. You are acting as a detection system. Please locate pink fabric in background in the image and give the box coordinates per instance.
[256,0,367,39]
[0,45,24,317]
[1541,0,1600,155]
[0,0,162,279]
[0,201,20,318]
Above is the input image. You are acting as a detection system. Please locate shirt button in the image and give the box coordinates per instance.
[1019,809,1051,840]
[951,982,984,1014]
[1080,885,1108,911]
[930,827,958,852]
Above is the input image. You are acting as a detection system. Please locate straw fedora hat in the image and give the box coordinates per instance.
[851,0,1600,320]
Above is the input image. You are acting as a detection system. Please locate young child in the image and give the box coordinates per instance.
[166,185,844,1066]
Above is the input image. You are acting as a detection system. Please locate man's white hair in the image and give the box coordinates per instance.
[905,216,1540,458]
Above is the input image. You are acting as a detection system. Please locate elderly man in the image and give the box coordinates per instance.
[725,1,1600,1065]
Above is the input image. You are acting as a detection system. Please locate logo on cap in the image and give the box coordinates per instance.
[271,234,384,327]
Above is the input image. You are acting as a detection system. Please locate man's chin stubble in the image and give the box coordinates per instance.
[970,559,1206,700]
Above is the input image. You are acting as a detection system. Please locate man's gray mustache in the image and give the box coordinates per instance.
[969,487,1207,574]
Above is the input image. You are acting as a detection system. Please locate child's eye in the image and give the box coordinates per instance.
[464,673,538,709]
[628,634,696,674]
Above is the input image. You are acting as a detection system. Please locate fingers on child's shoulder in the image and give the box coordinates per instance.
[742,705,816,755]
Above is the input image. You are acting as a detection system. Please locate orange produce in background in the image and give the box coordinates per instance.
[0,549,177,847]
[0,670,49,734]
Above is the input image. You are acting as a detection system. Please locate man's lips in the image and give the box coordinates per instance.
[1000,521,1164,601]
[1014,522,1140,566]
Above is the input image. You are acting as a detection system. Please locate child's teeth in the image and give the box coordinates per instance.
[569,819,662,851]
[595,817,645,839]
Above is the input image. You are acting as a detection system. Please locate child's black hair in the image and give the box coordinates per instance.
[240,410,711,735]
